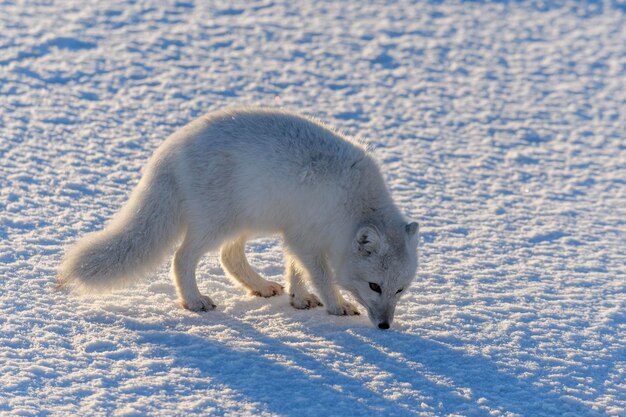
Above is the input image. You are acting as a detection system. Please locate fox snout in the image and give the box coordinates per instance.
[365,303,396,330]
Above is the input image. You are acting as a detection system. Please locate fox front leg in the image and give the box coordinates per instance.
[285,254,323,310]
[289,249,359,316]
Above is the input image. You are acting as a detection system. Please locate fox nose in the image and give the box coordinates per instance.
[378,322,390,330]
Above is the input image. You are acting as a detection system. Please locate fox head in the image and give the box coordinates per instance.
[336,221,419,329]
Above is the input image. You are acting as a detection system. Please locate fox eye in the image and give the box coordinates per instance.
[396,288,403,294]
[369,282,382,293]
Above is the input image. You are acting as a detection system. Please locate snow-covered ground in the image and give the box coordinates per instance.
[1,1,625,416]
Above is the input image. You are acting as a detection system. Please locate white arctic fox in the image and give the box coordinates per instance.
[59,108,419,329]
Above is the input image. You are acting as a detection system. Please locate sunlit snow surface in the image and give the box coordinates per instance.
[1,1,625,416]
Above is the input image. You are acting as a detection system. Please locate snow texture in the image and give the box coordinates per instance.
[1,1,625,416]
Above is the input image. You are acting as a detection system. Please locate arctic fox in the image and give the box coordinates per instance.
[59,108,419,329]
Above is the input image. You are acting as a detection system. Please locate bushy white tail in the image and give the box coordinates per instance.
[58,168,183,293]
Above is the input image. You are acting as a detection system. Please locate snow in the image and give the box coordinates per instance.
[1,0,625,416]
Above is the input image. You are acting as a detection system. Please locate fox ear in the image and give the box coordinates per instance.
[405,222,419,238]
[354,226,381,256]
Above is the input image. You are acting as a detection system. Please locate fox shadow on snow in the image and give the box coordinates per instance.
[132,311,595,417]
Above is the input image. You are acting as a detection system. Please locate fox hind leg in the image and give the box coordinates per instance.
[172,235,216,312]
[220,236,284,297]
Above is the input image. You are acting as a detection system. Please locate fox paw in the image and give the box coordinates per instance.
[290,293,323,309]
[181,295,216,312]
[327,300,360,316]
[251,281,284,298]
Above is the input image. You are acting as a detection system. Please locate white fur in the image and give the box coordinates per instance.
[58,108,419,328]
